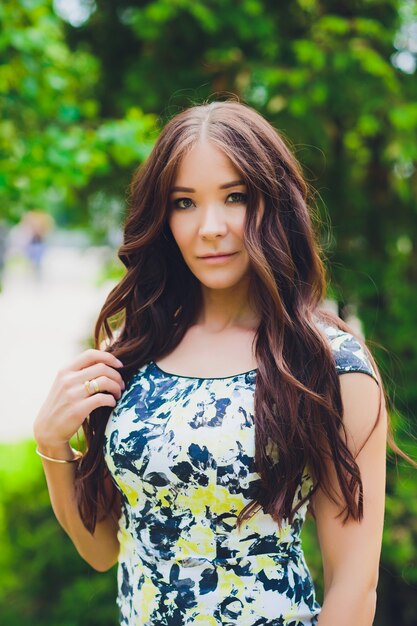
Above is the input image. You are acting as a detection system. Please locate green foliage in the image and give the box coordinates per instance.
[0,0,157,228]
[0,441,118,626]
[0,0,98,219]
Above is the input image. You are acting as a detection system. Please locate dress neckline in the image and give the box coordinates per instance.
[150,360,258,381]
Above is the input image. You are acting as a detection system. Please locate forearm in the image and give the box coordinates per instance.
[37,442,120,572]
[317,584,377,626]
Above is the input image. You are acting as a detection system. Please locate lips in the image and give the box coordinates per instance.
[198,252,237,258]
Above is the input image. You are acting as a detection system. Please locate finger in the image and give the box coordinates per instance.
[83,376,122,401]
[79,363,125,389]
[83,392,118,414]
[64,349,123,373]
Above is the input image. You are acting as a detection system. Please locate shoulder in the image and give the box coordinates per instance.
[315,320,379,386]
[314,319,387,458]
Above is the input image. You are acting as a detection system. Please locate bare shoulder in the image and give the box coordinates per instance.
[338,371,387,457]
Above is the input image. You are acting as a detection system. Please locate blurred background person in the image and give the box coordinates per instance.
[0,219,8,292]
[8,211,54,281]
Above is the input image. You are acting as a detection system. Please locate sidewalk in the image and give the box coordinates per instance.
[0,246,117,442]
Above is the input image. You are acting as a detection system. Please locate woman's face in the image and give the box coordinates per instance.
[168,139,254,291]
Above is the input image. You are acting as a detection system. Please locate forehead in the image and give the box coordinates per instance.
[173,139,241,185]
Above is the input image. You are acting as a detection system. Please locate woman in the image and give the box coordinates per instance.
[34,100,389,625]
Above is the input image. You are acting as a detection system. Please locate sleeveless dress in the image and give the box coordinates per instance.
[103,322,379,626]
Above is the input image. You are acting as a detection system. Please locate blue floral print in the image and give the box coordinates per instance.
[103,321,379,625]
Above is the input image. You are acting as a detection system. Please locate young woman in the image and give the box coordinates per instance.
[34,100,389,626]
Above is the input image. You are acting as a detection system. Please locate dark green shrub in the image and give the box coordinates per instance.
[0,442,118,626]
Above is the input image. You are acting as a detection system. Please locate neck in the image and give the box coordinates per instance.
[196,281,260,332]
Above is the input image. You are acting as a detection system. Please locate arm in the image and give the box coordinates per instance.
[37,442,121,572]
[313,372,387,626]
[34,349,125,572]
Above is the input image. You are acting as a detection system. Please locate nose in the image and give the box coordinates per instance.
[198,204,228,239]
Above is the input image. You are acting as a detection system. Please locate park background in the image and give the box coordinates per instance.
[0,0,416,624]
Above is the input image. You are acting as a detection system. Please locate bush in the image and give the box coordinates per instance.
[0,441,118,626]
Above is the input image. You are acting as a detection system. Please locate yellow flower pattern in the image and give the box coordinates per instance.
[104,322,378,625]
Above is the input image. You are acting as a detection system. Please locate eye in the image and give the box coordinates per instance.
[226,192,247,204]
[172,197,194,210]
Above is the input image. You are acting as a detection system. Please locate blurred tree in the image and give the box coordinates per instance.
[0,0,156,232]
[0,0,99,221]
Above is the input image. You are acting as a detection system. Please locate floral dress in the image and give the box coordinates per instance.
[103,322,379,625]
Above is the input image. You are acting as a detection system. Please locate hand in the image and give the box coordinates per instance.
[33,349,125,451]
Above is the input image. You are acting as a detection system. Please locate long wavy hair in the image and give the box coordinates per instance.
[75,99,396,534]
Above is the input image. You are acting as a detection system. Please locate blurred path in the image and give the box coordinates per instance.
[0,246,117,442]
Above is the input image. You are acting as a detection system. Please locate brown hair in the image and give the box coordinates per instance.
[75,99,406,534]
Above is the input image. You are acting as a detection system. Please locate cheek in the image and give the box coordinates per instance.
[230,209,246,235]
[231,218,246,249]
[168,216,193,255]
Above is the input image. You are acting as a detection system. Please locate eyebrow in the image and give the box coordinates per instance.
[170,180,246,193]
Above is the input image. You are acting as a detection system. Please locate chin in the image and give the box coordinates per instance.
[196,274,248,290]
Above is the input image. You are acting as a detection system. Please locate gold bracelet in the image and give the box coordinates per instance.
[35,447,83,464]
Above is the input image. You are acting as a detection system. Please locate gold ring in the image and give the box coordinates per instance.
[84,378,100,395]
